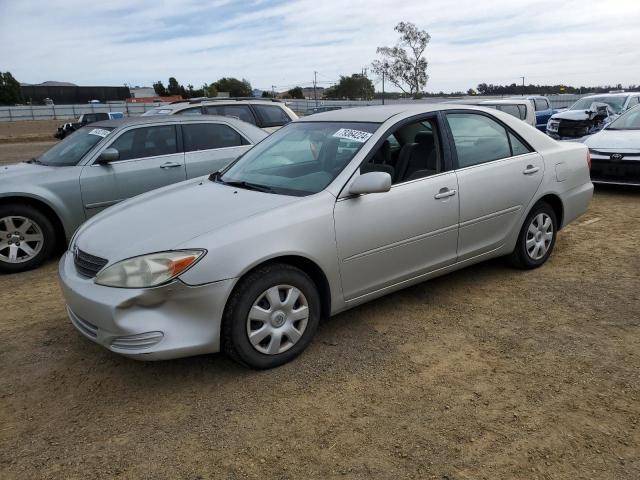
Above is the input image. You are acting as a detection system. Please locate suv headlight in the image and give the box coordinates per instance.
[95,250,205,288]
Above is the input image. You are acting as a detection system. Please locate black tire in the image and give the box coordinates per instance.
[0,204,56,274]
[221,263,321,369]
[508,201,557,270]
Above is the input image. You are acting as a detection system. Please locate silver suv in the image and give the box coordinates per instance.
[142,99,298,133]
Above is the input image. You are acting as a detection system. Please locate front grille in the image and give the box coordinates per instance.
[557,120,591,138]
[74,248,108,278]
[591,158,640,185]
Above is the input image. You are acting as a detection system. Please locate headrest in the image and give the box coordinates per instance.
[415,131,434,146]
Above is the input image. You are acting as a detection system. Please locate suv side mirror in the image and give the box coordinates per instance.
[349,171,392,195]
[97,148,119,164]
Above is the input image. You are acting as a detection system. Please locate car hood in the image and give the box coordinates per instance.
[74,178,300,263]
[0,162,57,180]
[584,129,640,151]
[551,104,617,122]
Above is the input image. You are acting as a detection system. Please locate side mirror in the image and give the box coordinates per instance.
[349,171,392,195]
[97,148,119,164]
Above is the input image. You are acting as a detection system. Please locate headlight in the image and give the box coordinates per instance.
[95,250,205,288]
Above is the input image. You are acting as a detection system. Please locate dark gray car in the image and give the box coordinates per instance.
[0,115,267,273]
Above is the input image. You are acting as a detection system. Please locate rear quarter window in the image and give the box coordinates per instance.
[254,105,293,127]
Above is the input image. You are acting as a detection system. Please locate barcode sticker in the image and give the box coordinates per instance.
[88,128,110,138]
[332,128,373,143]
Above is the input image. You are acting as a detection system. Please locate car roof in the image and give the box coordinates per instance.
[297,103,504,123]
[582,92,635,98]
[162,99,287,111]
[90,114,254,129]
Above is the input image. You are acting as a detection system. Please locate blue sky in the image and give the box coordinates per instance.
[1,0,639,92]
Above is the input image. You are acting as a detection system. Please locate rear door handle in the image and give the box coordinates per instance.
[523,165,540,175]
[160,162,181,169]
[434,188,457,199]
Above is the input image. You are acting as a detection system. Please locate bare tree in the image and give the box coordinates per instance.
[372,22,430,98]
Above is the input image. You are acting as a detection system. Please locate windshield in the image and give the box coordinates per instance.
[219,122,379,196]
[141,108,173,116]
[607,106,640,130]
[38,126,114,166]
[570,96,627,114]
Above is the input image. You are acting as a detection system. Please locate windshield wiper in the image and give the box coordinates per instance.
[221,180,275,193]
[24,157,44,165]
[209,172,274,193]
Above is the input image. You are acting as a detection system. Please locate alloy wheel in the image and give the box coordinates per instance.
[0,216,45,264]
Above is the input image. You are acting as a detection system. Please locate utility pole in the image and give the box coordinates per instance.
[382,69,385,105]
[313,71,318,108]
[271,85,276,98]
[521,76,525,96]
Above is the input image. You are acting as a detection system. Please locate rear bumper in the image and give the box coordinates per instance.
[58,251,236,360]
[560,181,594,228]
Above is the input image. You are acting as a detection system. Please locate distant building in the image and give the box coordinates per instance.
[130,87,156,98]
[20,83,131,105]
[301,86,325,99]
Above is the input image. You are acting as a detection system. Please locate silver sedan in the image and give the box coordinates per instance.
[59,104,593,368]
[0,116,266,273]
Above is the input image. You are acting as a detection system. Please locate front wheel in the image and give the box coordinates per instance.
[509,202,557,269]
[221,263,321,369]
[0,204,56,273]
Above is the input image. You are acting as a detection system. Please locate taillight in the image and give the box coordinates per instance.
[586,150,592,170]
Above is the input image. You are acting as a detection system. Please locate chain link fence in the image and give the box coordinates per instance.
[0,94,587,122]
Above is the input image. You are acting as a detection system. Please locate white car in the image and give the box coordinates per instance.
[450,98,536,128]
[546,92,640,140]
[142,99,298,134]
[583,105,640,186]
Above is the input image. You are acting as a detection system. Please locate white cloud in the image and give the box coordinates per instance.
[1,0,639,92]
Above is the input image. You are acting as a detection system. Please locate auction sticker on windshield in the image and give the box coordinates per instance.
[89,128,110,138]
[332,128,373,143]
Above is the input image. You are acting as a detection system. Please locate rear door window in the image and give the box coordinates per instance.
[446,113,512,168]
[108,125,178,161]
[176,107,203,116]
[204,105,257,125]
[253,105,292,127]
[534,99,548,111]
[182,123,248,151]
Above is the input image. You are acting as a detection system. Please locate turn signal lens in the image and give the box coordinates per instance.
[95,250,205,288]
[586,150,592,169]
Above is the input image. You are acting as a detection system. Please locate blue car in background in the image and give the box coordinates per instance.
[523,96,555,132]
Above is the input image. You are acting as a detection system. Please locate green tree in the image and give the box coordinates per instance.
[167,77,182,96]
[287,86,304,99]
[324,74,374,100]
[211,77,252,97]
[153,80,167,96]
[0,71,23,105]
[261,90,274,98]
[372,22,430,98]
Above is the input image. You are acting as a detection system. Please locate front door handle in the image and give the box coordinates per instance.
[434,188,457,199]
[160,162,181,169]
[523,165,540,175]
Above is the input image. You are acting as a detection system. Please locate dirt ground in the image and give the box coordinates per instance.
[0,139,639,479]
[0,119,60,144]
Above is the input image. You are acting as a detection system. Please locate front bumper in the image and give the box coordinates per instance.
[58,251,236,360]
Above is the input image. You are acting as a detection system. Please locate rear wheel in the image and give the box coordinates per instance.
[222,263,321,369]
[509,202,557,269]
[0,204,56,273]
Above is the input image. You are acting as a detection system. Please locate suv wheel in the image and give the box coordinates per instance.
[0,204,56,273]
